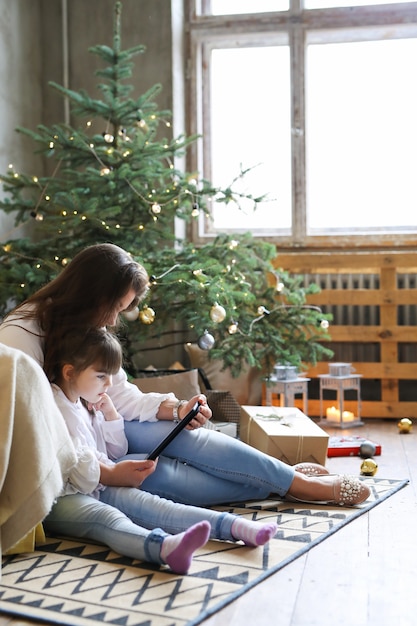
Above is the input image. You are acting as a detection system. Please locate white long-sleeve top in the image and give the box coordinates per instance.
[52,384,128,498]
[0,308,175,421]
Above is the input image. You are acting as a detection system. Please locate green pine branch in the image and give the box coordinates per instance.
[0,1,332,378]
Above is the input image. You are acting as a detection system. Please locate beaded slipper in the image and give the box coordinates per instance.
[286,474,371,507]
[293,462,329,477]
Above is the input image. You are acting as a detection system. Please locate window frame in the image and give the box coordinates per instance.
[185,0,417,249]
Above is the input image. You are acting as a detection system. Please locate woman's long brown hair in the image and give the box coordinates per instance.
[6,243,149,379]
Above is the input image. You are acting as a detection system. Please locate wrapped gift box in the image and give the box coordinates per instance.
[327,436,381,457]
[240,406,329,466]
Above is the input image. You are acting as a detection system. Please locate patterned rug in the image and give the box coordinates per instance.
[0,477,408,626]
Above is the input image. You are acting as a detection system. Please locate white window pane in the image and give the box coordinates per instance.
[305,0,416,7]
[209,47,292,232]
[209,0,288,15]
[306,37,417,232]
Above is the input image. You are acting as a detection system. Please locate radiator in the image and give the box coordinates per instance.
[302,273,417,363]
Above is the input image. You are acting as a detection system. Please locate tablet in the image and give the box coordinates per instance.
[146,401,201,460]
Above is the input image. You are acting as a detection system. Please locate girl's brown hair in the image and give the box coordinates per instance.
[50,327,123,383]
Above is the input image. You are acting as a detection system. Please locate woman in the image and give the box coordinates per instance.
[0,243,370,507]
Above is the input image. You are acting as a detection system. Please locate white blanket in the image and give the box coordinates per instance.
[0,344,77,565]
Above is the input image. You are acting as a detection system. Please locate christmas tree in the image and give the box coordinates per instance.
[0,1,332,378]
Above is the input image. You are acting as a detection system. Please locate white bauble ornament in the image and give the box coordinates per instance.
[123,307,139,322]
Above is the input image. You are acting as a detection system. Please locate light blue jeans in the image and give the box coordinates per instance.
[44,424,295,565]
[123,420,295,505]
[44,488,235,565]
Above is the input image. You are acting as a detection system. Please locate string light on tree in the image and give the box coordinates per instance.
[137,118,149,132]
[148,264,180,287]
[272,272,285,292]
[30,211,44,221]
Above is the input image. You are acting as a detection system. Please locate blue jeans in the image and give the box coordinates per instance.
[44,488,235,565]
[123,421,295,505]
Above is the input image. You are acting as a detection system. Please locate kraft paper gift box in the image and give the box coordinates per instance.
[240,406,329,466]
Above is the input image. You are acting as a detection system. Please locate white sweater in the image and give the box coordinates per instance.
[52,385,128,498]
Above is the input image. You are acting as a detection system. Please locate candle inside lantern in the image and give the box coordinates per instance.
[326,406,355,422]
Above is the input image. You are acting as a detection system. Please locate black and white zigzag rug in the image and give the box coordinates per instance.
[0,477,408,626]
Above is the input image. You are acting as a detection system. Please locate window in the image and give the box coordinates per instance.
[186,1,417,248]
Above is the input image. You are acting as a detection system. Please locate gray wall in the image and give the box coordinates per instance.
[0,0,186,367]
[42,0,175,124]
[0,0,177,233]
[0,0,44,237]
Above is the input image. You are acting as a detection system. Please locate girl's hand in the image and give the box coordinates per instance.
[89,393,119,421]
[100,459,157,488]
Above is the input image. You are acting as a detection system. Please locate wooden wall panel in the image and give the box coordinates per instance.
[275,251,417,419]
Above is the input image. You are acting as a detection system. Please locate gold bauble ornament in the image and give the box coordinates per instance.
[360,458,378,476]
[210,303,226,323]
[397,418,413,434]
[139,306,156,325]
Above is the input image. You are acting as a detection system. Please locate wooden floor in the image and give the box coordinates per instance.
[204,419,417,626]
[1,419,416,626]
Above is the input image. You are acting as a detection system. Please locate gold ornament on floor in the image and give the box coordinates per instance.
[139,305,156,324]
[360,458,378,476]
[397,418,412,433]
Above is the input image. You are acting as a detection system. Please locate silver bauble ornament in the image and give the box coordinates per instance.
[359,440,377,458]
[198,330,215,350]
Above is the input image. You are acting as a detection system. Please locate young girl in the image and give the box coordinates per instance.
[0,243,370,507]
[45,327,278,574]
